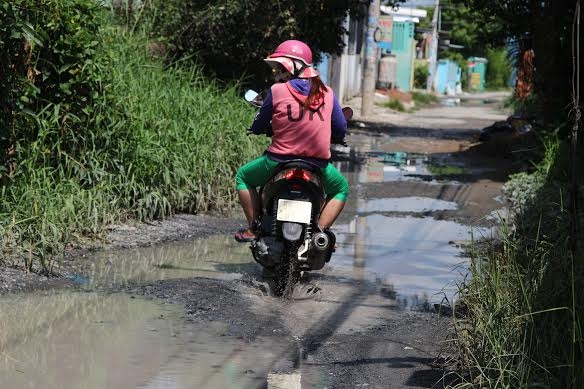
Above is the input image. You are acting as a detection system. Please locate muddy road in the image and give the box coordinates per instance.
[0,96,512,388]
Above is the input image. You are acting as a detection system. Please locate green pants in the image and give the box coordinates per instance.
[236,155,349,201]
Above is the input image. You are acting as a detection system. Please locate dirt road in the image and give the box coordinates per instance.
[0,95,512,388]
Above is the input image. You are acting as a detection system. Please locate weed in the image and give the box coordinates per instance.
[384,99,406,112]
[452,137,584,387]
[412,91,438,106]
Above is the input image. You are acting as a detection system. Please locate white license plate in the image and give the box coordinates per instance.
[277,199,312,224]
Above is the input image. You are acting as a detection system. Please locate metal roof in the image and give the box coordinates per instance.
[380,6,428,20]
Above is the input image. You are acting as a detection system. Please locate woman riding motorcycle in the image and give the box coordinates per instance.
[234,40,350,242]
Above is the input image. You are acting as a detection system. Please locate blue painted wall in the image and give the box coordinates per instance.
[390,21,415,92]
[316,54,330,85]
[435,59,461,94]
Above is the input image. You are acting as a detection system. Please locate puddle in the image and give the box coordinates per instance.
[337,148,467,184]
[0,290,293,389]
[82,236,251,287]
[333,215,493,309]
[357,197,458,213]
[356,152,433,183]
[440,97,461,107]
[331,140,497,308]
[77,211,474,312]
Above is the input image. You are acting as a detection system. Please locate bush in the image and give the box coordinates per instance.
[0,0,108,179]
[502,171,545,214]
[486,46,511,89]
[413,61,428,89]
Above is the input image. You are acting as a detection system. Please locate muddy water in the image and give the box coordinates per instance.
[83,236,251,288]
[332,130,495,309]
[0,128,502,388]
[356,197,458,213]
[333,215,490,309]
[0,291,292,388]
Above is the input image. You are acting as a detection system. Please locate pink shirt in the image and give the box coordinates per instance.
[268,81,334,160]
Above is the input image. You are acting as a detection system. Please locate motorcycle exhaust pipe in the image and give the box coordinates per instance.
[312,232,330,251]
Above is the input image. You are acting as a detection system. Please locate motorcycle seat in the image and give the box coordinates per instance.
[276,159,321,172]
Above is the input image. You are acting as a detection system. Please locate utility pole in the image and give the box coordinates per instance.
[426,0,439,93]
[361,0,380,117]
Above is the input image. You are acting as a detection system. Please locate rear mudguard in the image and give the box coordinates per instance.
[250,160,335,272]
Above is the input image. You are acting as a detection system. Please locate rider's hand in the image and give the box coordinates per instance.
[246,126,273,137]
[331,136,347,146]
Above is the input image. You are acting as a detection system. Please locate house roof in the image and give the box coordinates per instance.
[380,6,428,23]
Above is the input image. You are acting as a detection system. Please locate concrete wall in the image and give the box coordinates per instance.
[318,13,364,104]
[329,54,362,103]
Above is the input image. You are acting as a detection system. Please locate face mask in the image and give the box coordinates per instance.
[272,66,292,83]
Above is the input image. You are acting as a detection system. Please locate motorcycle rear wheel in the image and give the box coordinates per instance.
[273,249,300,298]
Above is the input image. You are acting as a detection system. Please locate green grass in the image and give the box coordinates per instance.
[426,164,465,176]
[381,92,437,114]
[383,99,406,112]
[411,91,438,106]
[452,138,584,388]
[0,27,266,269]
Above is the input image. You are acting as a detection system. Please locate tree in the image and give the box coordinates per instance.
[144,0,371,89]
[441,3,513,89]
[437,2,505,58]
[448,0,583,128]
[1,0,107,182]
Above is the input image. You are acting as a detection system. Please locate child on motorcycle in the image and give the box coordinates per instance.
[234,40,350,242]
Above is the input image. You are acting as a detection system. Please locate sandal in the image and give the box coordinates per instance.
[234,227,256,242]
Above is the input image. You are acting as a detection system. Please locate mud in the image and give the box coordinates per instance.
[117,271,455,388]
[125,277,284,339]
[0,214,246,293]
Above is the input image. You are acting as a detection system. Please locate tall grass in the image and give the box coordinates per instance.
[99,29,265,214]
[0,27,266,269]
[453,138,584,387]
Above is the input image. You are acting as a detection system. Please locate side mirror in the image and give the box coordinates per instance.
[244,89,258,102]
[244,90,263,107]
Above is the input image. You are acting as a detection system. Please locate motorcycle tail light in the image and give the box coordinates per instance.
[281,168,312,182]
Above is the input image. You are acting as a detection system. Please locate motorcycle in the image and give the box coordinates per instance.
[243,89,353,297]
